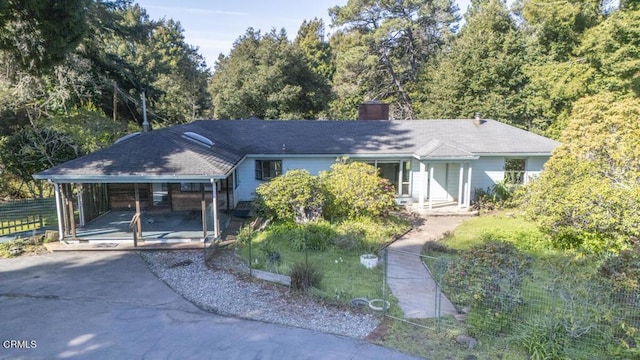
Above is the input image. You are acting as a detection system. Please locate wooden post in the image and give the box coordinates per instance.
[201,183,207,240]
[134,183,142,240]
[225,178,230,212]
[67,185,76,239]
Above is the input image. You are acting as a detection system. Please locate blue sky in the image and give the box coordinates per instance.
[135,0,480,68]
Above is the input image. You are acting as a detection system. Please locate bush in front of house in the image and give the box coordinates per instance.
[255,169,325,223]
[320,160,396,220]
[442,240,533,335]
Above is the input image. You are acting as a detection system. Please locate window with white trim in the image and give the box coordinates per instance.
[255,160,282,180]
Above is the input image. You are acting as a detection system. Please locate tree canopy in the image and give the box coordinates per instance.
[1,0,639,206]
[525,93,640,253]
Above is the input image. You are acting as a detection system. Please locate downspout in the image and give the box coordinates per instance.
[48,180,64,241]
[210,179,219,240]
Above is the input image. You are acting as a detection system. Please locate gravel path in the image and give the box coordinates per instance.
[140,249,381,339]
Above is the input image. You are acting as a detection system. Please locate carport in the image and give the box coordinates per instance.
[32,126,244,245]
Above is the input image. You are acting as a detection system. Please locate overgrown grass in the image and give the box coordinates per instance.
[0,235,51,258]
[415,211,639,359]
[236,215,410,305]
[371,317,529,360]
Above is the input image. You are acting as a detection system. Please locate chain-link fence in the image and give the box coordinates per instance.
[423,252,640,359]
[210,219,639,359]
[0,198,57,238]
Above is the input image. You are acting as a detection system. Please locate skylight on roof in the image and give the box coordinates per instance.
[114,132,141,144]
[182,131,214,147]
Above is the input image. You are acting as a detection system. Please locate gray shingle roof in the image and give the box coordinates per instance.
[34,119,559,182]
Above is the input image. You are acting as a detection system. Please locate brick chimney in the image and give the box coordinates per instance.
[358,101,389,120]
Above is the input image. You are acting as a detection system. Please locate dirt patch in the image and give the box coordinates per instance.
[366,320,391,341]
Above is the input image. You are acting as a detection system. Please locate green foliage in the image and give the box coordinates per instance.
[255,169,325,224]
[0,126,80,198]
[209,28,331,120]
[45,104,128,153]
[289,261,323,292]
[416,0,528,126]
[466,305,514,337]
[321,160,396,219]
[0,0,91,73]
[256,221,334,252]
[525,93,640,253]
[333,216,409,253]
[598,246,640,293]
[443,240,533,313]
[329,0,458,119]
[236,224,256,246]
[512,317,569,360]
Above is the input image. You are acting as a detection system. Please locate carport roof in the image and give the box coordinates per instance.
[34,118,560,183]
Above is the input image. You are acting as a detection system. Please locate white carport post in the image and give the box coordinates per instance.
[465,164,473,208]
[77,184,85,227]
[428,163,434,210]
[458,163,464,209]
[210,179,219,239]
[418,161,426,210]
[49,180,64,241]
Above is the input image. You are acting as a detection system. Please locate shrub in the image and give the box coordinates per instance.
[422,241,455,255]
[442,240,533,313]
[321,159,395,219]
[255,169,325,223]
[466,306,514,338]
[512,317,568,360]
[290,262,323,291]
[598,246,640,293]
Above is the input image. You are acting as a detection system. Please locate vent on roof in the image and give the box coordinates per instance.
[114,132,141,144]
[182,131,214,147]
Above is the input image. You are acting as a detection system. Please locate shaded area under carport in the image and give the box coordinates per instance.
[68,210,229,243]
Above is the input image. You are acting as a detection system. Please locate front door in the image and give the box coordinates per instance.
[430,163,449,201]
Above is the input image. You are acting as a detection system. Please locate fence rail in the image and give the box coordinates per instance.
[0,198,57,237]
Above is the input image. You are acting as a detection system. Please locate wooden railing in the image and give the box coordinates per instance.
[129,213,141,247]
[504,170,526,185]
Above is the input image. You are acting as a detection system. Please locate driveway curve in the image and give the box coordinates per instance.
[0,252,417,360]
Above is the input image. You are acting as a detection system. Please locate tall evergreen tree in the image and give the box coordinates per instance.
[329,0,459,119]
[416,0,528,126]
[209,28,330,120]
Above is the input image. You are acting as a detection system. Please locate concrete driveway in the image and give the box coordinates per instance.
[0,252,418,360]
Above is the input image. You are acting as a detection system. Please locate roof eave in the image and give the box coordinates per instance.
[32,174,228,183]
[413,155,480,161]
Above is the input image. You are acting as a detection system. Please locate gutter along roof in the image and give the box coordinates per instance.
[34,119,560,183]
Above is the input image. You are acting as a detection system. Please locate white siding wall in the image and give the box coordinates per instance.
[235,156,337,202]
[525,156,549,182]
[471,157,506,193]
[235,155,552,203]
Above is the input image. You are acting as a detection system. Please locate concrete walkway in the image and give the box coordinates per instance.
[386,216,466,319]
